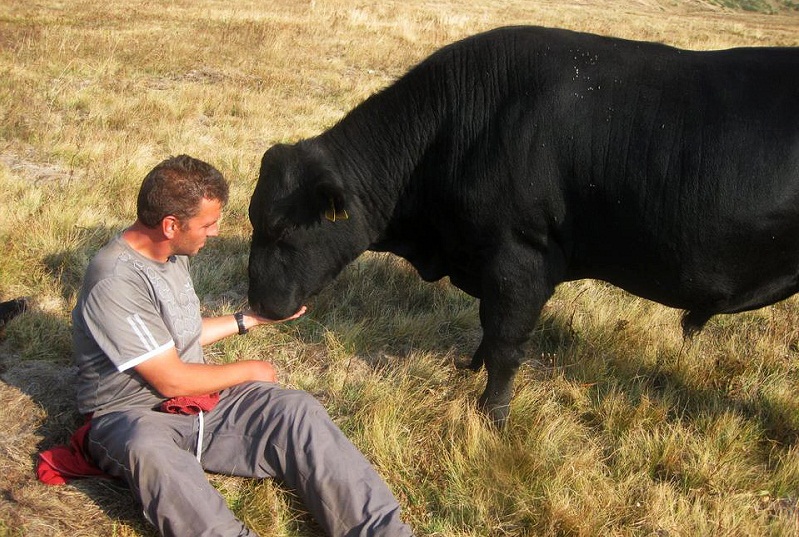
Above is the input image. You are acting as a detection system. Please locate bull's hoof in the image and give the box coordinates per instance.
[478,393,511,428]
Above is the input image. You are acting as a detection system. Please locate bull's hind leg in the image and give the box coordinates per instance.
[473,248,559,426]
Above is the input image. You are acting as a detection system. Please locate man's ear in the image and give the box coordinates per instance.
[162,215,179,239]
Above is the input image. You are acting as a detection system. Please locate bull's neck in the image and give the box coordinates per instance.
[320,71,447,235]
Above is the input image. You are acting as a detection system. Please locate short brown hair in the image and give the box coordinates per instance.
[136,155,229,228]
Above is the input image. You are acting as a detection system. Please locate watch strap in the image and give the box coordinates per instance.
[234,311,248,335]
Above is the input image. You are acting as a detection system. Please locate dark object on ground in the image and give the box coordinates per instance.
[0,297,29,336]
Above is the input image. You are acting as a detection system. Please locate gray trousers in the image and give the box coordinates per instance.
[87,382,413,537]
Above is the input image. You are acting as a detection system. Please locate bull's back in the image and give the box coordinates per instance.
[334,27,799,319]
[540,37,799,315]
[429,28,799,314]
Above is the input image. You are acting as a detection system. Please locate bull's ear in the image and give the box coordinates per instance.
[315,180,349,223]
[294,142,350,224]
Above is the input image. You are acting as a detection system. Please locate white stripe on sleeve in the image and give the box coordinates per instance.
[127,313,159,350]
[117,340,175,372]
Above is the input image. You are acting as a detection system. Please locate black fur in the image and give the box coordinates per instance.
[248,26,799,425]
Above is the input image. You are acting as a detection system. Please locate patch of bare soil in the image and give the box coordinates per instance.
[0,149,83,186]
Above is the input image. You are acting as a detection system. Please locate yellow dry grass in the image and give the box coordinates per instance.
[1,0,798,536]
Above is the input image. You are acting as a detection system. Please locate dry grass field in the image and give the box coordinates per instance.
[1,0,798,535]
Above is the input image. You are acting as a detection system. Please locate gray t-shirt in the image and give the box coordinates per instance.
[72,235,204,416]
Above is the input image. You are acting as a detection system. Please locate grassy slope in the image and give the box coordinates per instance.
[1,1,798,535]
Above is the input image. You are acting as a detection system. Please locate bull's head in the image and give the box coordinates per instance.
[247,142,365,319]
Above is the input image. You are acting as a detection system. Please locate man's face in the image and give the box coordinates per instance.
[172,197,223,257]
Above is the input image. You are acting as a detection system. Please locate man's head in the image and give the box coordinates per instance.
[137,155,229,227]
[137,155,229,257]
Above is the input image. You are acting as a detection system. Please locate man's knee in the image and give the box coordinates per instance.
[274,389,328,422]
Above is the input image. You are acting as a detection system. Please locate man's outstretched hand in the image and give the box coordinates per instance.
[245,305,307,326]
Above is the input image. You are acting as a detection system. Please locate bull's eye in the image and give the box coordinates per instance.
[259,226,289,245]
[272,228,289,242]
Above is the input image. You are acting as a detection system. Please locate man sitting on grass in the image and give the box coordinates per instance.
[71,155,413,536]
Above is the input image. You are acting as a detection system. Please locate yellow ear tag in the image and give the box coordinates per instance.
[325,199,349,222]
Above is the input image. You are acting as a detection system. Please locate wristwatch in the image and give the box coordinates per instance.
[234,311,248,335]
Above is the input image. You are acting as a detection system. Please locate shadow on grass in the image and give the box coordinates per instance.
[1,225,177,535]
[246,247,799,448]
[543,308,799,448]
[7,223,797,532]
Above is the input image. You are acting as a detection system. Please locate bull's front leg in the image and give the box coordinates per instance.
[473,334,527,426]
[471,247,559,426]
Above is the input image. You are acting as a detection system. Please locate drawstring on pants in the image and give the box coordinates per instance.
[196,410,204,462]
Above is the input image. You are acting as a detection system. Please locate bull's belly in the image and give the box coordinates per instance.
[448,271,481,298]
[577,263,799,318]
[567,221,799,315]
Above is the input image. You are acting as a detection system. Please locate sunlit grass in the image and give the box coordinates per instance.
[1,0,798,535]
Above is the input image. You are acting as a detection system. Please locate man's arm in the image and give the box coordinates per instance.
[199,306,307,346]
[134,348,278,397]
[136,305,307,397]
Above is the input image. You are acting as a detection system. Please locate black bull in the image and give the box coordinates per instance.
[247,26,799,425]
